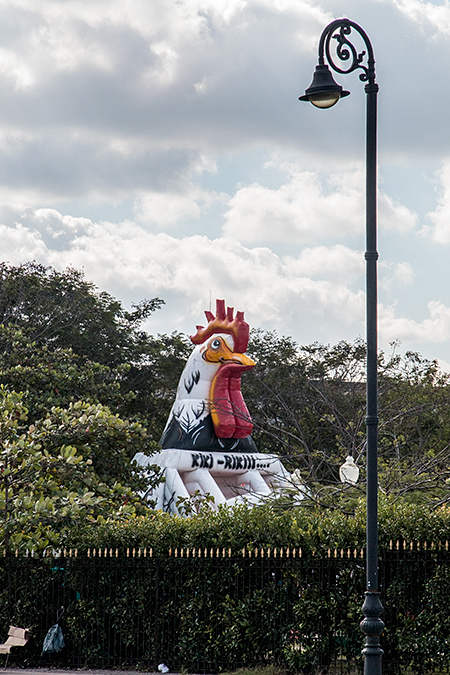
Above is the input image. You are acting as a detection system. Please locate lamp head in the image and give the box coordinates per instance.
[299,64,350,109]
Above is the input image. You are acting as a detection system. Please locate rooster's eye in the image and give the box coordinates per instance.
[210,338,221,350]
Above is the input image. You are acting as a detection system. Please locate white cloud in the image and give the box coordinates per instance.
[284,244,363,280]
[380,300,450,345]
[134,154,220,227]
[223,165,364,243]
[0,221,47,260]
[0,203,365,340]
[136,190,204,227]
[379,193,418,233]
[0,199,446,362]
[223,161,417,244]
[0,203,95,250]
[0,0,337,208]
[380,260,415,294]
[424,161,450,243]
[0,48,34,89]
[393,261,415,285]
[393,0,450,36]
[0,0,447,368]
[0,0,327,89]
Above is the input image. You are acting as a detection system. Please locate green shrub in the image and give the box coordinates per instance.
[64,498,450,554]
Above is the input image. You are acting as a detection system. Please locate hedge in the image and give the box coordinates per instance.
[63,498,450,554]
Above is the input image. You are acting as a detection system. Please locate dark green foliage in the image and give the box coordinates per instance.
[0,261,164,367]
[0,262,190,443]
[283,562,363,674]
[0,388,156,551]
[244,332,450,509]
[0,263,174,551]
[3,505,450,673]
[381,556,450,674]
[3,542,450,673]
[0,553,365,673]
[64,499,450,553]
[0,324,135,425]
[122,331,192,439]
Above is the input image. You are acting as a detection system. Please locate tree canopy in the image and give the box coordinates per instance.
[244,332,450,510]
[0,262,190,441]
[0,388,152,551]
[0,261,164,366]
[0,263,169,551]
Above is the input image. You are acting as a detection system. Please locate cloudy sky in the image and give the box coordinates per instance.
[2,0,450,367]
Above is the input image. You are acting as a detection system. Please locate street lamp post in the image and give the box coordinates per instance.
[299,19,384,675]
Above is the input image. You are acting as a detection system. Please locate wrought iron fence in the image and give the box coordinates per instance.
[1,544,450,674]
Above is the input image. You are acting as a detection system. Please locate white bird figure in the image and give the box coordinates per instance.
[160,300,257,452]
[339,455,360,485]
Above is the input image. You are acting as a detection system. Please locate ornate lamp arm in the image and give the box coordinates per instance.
[317,18,376,86]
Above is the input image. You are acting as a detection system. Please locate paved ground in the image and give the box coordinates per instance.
[5,670,163,674]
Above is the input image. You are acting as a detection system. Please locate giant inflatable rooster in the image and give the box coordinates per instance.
[160,299,257,452]
[134,299,294,512]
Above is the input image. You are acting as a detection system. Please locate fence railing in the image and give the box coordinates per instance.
[1,545,450,674]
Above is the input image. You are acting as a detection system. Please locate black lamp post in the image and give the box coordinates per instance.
[299,18,384,675]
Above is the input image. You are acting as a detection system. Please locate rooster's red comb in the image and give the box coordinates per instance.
[190,299,249,353]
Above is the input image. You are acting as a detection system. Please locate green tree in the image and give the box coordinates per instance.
[0,388,153,551]
[0,263,179,551]
[6,261,450,514]
[0,261,164,366]
[244,331,450,509]
[245,332,367,482]
[0,324,135,424]
[0,263,190,443]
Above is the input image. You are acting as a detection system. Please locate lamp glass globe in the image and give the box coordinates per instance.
[309,91,340,108]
